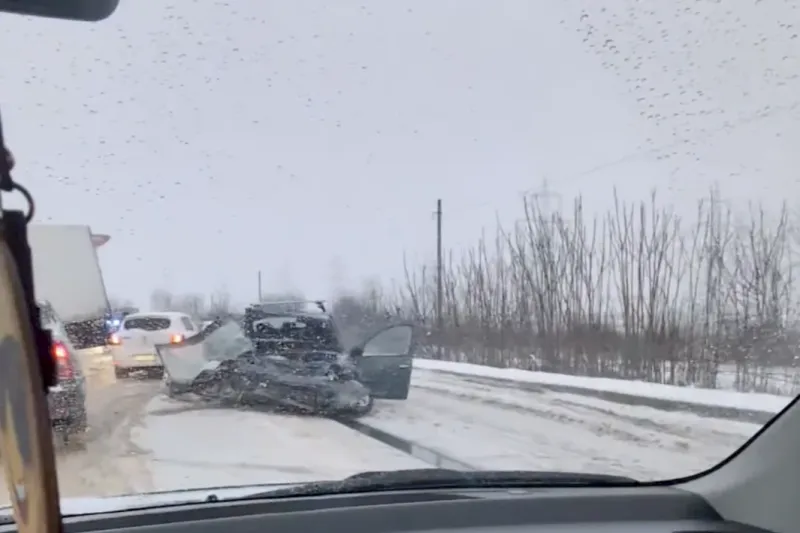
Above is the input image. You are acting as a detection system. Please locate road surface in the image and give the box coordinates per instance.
[364,369,761,480]
[0,355,766,506]
[0,351,159,505]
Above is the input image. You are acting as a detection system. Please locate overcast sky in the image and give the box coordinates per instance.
[0,0,798,307]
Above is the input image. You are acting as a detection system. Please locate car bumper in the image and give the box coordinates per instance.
[282,380,371,413]
[319,382,372,412]
[111,348,162,368]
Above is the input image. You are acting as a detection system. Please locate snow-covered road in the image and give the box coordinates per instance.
[363,370,760,480]
[0,355,764,505]
[134,396,428,491]
[0,353,158,504]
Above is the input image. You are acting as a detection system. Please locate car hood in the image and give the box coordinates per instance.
[260,350,352,374]
[157,320,355,385]
[156,321,254,384]
[0,483,302,518]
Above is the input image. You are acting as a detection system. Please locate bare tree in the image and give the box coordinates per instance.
[349,187,800,395]
[208,288,232,316]
[149,289,173,311]
[258,291,307,313]
[107,296,136,310]
[173,293,206,318]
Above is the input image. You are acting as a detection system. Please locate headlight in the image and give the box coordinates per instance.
[338,368,356,381]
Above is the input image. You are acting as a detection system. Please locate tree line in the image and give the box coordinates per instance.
[346,188,800,396]
[119,187,800,396]
[120,289,311,322]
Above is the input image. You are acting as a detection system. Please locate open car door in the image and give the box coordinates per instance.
[352,323,414,400]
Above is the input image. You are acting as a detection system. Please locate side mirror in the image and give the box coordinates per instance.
[0,0,120,21]
[349,346,364,358]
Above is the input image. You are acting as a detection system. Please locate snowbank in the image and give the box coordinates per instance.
[414,359,790,414]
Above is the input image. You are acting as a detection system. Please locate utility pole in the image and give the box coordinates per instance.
[257,270,262,302]
[532,178,562,219]
[436,199,443,334]
[526,177,562,229]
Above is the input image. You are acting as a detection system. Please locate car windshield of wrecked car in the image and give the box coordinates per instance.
[253,315,341,350]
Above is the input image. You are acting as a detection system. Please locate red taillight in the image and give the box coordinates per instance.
[170,334,184,344]
[52,343,67,359]
[108,333,121,345]
[51,342,74,380]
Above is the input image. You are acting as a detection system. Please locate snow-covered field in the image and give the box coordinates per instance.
[715,364,800,397]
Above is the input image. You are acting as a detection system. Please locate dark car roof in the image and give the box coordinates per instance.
[244,306,333,321]
[244,306,343,351]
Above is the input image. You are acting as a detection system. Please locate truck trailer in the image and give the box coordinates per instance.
[28,224,112,349]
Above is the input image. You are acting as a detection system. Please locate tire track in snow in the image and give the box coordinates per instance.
[544,394,754,450]
[431,369,774,424]
[356,369,762,480]
[137,386,472,470]
[411,383,660,448]
[414,370,758,452]
[369,389,671,479]
[50,379,157,498]
[338,417,474,470]
[0,375,158,505]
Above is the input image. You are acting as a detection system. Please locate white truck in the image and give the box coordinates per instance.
[28,224,112,349]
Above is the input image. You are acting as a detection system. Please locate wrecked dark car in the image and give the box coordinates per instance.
[155,309,415,418]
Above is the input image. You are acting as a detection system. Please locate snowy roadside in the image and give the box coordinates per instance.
[0,351,782,513]
[364,372,760,480]
[414,359,788,423]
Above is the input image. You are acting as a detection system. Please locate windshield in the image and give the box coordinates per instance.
[249,314,342,351]
[1,0,798,515]
[123,316,172,331]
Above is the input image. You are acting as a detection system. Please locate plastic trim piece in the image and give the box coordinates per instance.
[0,486,766,533]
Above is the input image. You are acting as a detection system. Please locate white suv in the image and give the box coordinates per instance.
[109,311,198,379]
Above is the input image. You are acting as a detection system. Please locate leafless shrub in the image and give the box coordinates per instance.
[147,288,230,319]
[377,188,800,395]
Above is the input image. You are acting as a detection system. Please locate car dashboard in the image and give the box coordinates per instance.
[1,485,773,533]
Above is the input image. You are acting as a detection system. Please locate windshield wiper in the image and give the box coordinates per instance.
[241,468,640,500]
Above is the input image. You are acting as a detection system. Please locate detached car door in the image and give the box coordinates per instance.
[353,323,414,400]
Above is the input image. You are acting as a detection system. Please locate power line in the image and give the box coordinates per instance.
[444,98,800,219]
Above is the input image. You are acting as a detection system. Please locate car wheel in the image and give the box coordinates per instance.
[52,423,86,452]
[114,367,128,379]
[65,419,88,451]
[52,427,68,451]
[71,407,88,433]
[63,431,87,452]
[351,393,374,417]
[166,382,182,398]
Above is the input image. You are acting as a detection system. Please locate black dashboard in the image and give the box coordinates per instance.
[1,486,773,533]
